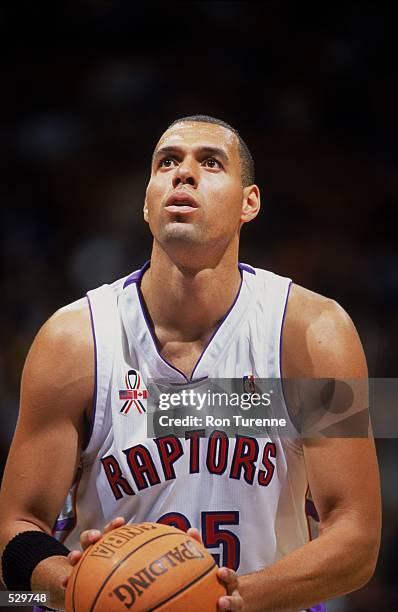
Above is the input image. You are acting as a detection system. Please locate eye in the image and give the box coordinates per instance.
[159,157,177,168]
[203,158,222,169]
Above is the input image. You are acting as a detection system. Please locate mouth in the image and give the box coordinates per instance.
[164,193,199,214]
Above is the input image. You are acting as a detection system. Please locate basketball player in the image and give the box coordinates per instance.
[0,116,380,611]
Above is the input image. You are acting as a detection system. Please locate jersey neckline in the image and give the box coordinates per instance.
[122,260,256,383]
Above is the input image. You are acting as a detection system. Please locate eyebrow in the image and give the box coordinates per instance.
[152,145,229,165]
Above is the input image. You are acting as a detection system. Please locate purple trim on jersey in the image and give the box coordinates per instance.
[123,260,150,288]
[169,375,209,386]
[308,604,326,611]
[238,262,256,275]
[134,282,192,382]
[190,274,244,379]
[278,279,292,379]
[54,516,75,531]
[305,498,320,522]
[129,260,246,382]
[83,294,98,451]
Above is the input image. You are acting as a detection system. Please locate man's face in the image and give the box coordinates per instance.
[144,121,256,256]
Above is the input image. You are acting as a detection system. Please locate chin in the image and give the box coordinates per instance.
[161,223,202,244]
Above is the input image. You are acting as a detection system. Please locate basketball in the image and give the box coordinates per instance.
[65,522,227,611]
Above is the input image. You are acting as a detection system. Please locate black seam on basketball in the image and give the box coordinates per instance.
[89,532,182,612]
[148,561,217,611]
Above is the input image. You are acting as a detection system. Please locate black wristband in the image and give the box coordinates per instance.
[2,530,70,591]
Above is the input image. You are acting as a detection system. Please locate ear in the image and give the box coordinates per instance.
[241,185,260,224]
[143,199,149,223]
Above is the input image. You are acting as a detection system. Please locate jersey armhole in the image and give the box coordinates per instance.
[82,285,119,460]
[273,277,303,441]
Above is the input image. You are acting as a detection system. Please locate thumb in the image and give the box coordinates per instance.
[187,527,204,546]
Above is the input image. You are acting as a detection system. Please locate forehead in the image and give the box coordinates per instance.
[155,122,240,159]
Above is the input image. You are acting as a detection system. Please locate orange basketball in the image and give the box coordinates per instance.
[65,522,227,611]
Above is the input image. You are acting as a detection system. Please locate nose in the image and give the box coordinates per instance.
[172,158,198,188]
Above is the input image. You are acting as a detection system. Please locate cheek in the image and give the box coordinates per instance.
[205,199,242,239]
[146,178,165,212]
[205,178,242,216]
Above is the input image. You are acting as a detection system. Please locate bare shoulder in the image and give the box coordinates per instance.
[282,284,367,378]
[44,297,93,348]
[22,297,94,421]
[27,297,93,370]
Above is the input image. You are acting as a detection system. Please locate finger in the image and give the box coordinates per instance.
[217,567,239,592]
[79,529,102,550]
[187,527,203,545]
[103,516,125,534]
[80,518,125,550]
[61,570,73,589]
[218,594,243,611]
[67,550,83,566]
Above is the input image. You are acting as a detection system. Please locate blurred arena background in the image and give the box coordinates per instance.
[1,2,397,610]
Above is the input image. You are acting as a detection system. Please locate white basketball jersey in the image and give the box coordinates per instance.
[58,261,313,577]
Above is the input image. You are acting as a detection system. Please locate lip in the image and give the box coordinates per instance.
[165,205,198,214]
[165,192,199,210]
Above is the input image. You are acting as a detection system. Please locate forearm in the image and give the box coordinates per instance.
[238,515,378,612]
[1,520,71,611]
[31,556,71,611]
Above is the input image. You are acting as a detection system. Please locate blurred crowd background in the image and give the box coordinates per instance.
[1,2,397,610]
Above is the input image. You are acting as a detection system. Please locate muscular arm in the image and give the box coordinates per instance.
[238,285,381,611]
[0,300,94,610]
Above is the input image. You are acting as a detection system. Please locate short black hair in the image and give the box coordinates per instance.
[166,115,255,187]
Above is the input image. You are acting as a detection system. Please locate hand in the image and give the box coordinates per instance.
[62,516,125,587]
[217,567,243,611]
[187,528,244,611]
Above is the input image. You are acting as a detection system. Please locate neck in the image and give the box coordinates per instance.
[140,242,242,341]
